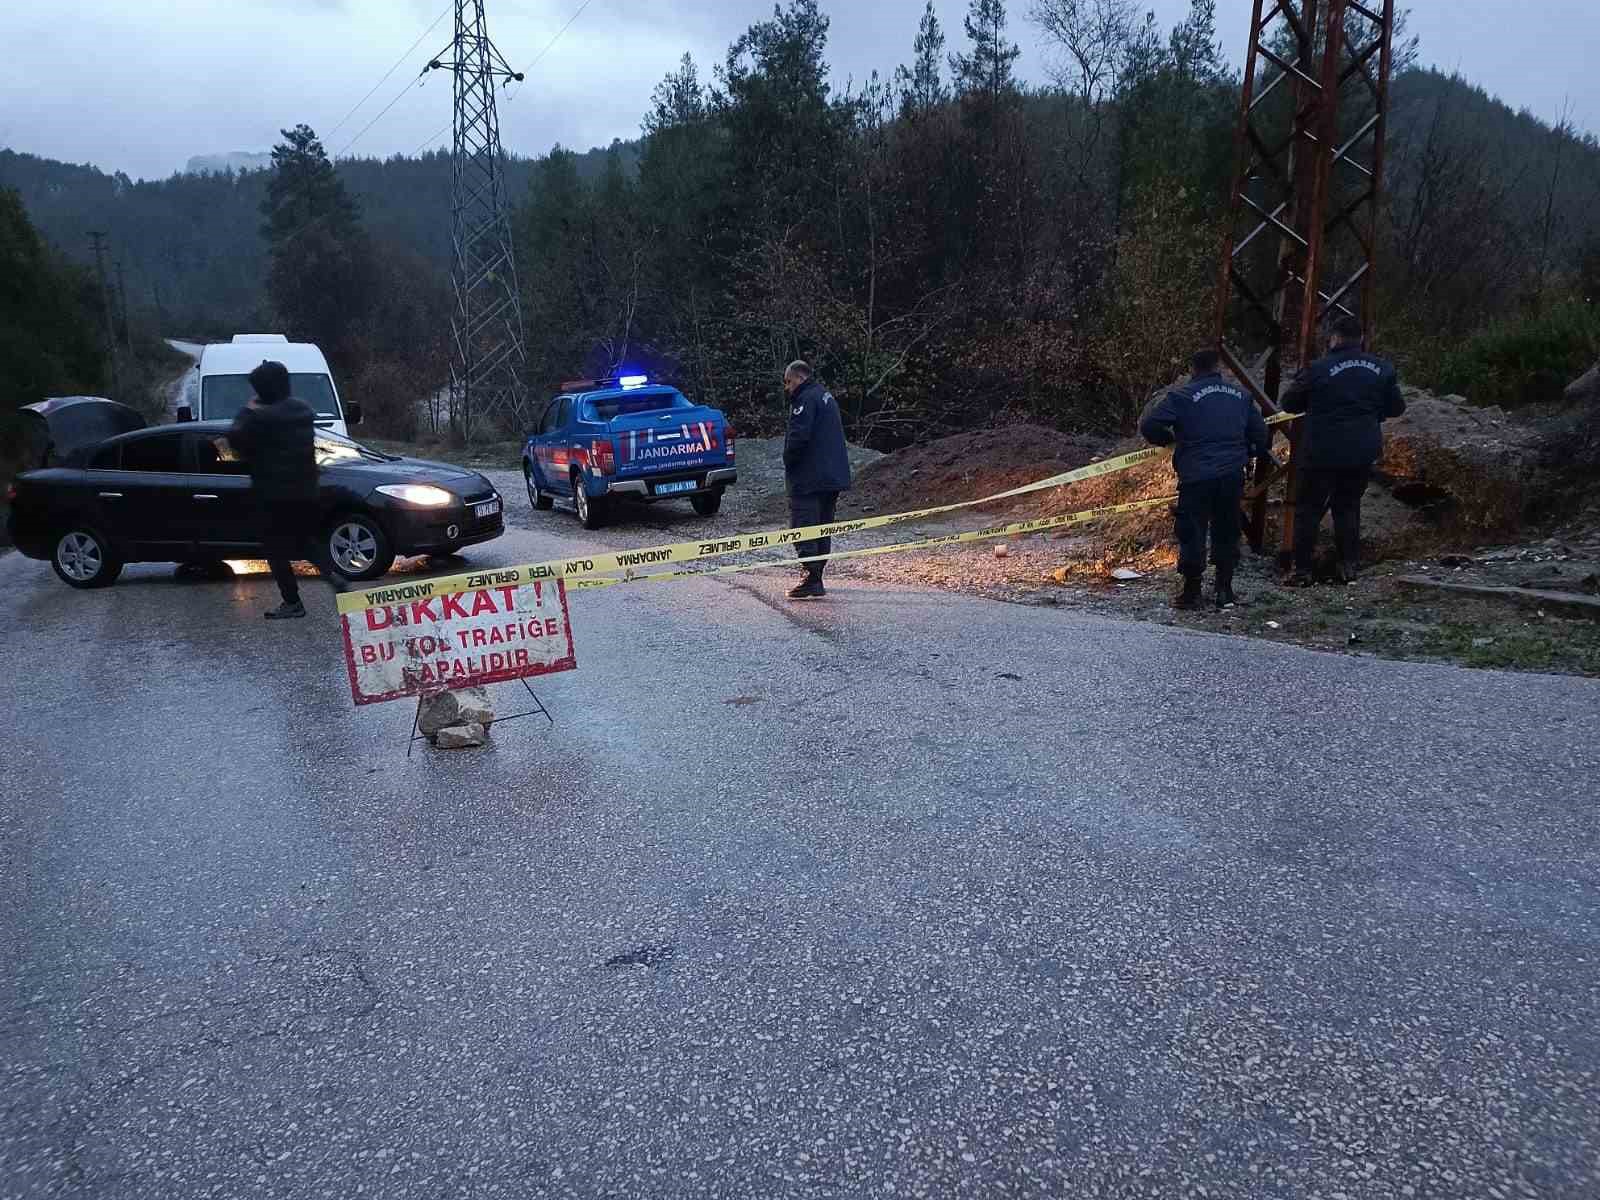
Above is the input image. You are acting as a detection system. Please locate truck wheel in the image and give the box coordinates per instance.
[52,527,123,589]
[691,489,723,517]
[572,473,607,530]
[327,513,395,581]
[525,464,553,511]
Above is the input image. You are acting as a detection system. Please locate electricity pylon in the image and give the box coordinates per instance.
[427,1,529,443]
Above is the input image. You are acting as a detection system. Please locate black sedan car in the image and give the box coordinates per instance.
[7,403,504,589]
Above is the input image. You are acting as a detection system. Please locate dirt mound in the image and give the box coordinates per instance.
[848,424,1113,515]
[1376,389,1542,535]
[846,394,1565,573]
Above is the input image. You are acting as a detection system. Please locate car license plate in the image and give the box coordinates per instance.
[474,499,501,518]
[654,480,696,496]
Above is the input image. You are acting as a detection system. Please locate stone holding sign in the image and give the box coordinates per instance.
[417,685,496,750]
[340,578,577,706]
[417,686,496,735]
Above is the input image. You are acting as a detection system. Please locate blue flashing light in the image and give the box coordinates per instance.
[618,374,649,389]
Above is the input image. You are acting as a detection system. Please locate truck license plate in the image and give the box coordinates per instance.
[654,480,696,496]
[475,499,501,518]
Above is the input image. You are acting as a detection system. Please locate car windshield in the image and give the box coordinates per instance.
[584,391,691,421]
[202,373,341,420]
[314,430,396,467]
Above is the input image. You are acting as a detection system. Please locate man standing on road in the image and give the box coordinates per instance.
[782,361,852,601]
[1281,315,1406,586]
[227,360,343,620]
[1141,348,1272,611]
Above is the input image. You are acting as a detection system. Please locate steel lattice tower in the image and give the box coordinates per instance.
[1212,0,1396,557]
[427,1,529,443]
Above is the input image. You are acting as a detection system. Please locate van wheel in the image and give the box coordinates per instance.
[327,513,394,581]
[52,527,123,589]
[572,473,607,530]
[526,464,553,511]
[691,489,723,517]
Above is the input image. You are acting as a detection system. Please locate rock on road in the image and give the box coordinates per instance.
[3,504,1599,1199]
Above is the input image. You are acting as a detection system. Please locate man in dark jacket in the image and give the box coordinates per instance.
[227,360,341,619]
[782,361,852,600]
[1141,348,1272,610]
[1281,315,1406,585]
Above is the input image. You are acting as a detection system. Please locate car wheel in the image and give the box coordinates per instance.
[327,513,395,582]
[526,464,553,511]
[52,527,123,589]
[691,489,723,517]
[573,474,607,530]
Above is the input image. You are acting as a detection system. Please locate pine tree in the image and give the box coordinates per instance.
[896,1,948,120]
[260,124,373,354]
[0,187,104,409]
[950,0,1020,108]
[645,53,707,135]
[715,0,842,238]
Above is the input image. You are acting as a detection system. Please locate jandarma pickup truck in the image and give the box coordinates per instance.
[521,375,736,530]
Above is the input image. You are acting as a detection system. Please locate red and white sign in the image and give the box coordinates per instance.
[340,577,577,705]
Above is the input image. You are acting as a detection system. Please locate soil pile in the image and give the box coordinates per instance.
[847,424,1112,515]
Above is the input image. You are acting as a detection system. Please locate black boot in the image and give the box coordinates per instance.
[1172,574,1203,611]
[265,600,306,620]
[788,574,826,601]
[1214,566,1242,609]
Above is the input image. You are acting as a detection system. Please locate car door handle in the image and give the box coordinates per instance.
[98,492,124,499]
[194,494,220,500]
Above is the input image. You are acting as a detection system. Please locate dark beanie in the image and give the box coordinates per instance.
[249,360,291,404]
[1331,314,1365,342]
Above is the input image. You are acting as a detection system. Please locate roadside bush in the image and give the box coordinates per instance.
[1435,300,1600,408]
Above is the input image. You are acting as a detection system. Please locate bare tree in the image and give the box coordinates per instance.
[1531,101,1576,313]
[1029,0,1135,206]
[1387,96,1526,331]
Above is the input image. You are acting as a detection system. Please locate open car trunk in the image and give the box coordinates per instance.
[20,397,147,467]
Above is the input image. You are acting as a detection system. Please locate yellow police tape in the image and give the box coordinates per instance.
[336,410,1300,613]
[565,495,1178,591]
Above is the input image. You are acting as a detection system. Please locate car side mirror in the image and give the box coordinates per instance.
[176,405,194,423]
[345,403,363,427]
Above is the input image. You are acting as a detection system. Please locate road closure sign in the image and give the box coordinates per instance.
[340,575,577,705]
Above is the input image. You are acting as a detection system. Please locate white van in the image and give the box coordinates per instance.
[180,335,361,437]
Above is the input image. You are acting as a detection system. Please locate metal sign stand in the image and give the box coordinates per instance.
[406,678,554,757]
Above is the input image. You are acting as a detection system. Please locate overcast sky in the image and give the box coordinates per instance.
[2,0,1592,181]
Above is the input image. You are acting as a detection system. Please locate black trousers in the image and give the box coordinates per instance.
[790,490,840,578]
[1294,466,1369,570]
[1174,473,1244,579]
[257,498,335,605]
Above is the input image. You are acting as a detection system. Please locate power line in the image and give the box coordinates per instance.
[412,0,597,157]
[337,68,431,160]
[507,0,596,103]
[326,5,451,140]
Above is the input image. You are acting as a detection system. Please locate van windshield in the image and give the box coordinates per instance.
[202,373,341,420]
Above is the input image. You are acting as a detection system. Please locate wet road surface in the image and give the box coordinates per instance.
[4,509,1600,1198]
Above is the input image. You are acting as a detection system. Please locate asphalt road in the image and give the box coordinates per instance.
[4,501,1600,1199]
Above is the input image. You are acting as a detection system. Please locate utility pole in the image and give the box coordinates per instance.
[426,1,530,445]
[116,260,133,351]
[88,231,121,398]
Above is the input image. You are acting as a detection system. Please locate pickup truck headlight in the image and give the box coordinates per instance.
[376,484,455,507]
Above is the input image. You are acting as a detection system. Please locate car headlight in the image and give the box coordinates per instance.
[376,484,455,507]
